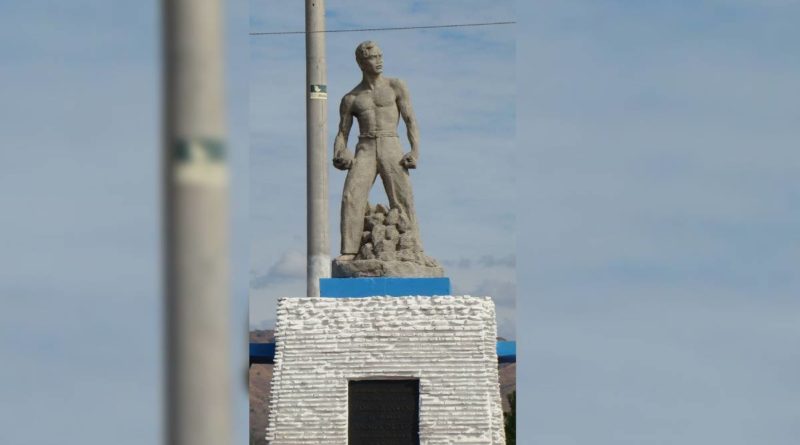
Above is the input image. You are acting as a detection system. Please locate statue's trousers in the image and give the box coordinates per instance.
[340,134,418,254]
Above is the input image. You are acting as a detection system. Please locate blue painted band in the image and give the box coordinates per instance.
[319,277,451,298]
[248,340,515,365]
[249,343,275,365]
[497,341,517,364]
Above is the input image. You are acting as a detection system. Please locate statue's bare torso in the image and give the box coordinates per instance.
[344,78,402,135]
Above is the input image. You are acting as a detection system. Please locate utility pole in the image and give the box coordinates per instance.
[305,0,331,298]
[162,1,232,444]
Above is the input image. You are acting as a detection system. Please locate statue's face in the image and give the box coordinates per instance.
[359,46,383,75]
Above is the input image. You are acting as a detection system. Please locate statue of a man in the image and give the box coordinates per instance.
[333,41,421,261]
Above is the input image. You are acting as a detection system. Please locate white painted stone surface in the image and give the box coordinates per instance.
[266,296,505,444]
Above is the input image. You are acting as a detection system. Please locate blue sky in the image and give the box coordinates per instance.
[2,1,799,444]
[519,1,800,443]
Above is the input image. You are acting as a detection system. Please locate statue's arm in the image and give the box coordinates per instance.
[333,95,355,170]
[395,79,419,168]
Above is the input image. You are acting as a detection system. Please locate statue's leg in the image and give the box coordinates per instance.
[376,137,420,246]
[340,140,378,255]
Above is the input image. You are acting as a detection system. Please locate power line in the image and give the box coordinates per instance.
[250,20,515,36]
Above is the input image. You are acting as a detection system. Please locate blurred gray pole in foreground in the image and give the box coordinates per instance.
[162,0,232,444]
[306,0,331,298]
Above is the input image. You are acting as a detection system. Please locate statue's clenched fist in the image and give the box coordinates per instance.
[333,149,354,170]
[400,152,417,169]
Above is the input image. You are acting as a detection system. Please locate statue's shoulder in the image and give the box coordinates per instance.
[342,83,366,102]
[387,77,410,95]
[387,77,407,88]
[340,88,359,106]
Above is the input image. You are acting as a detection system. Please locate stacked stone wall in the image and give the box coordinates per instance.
[266,296,505,444]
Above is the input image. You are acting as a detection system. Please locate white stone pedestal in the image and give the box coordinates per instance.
[266,296,506,444]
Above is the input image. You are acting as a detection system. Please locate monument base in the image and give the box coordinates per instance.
[332,257,444,278]
[266,296,506,444]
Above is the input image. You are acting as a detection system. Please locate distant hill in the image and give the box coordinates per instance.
[249,330,275,445]
[249,329,516,445]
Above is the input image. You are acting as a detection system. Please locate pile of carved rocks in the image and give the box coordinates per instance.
[332,203,444,278]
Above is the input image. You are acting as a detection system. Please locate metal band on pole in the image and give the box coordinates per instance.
[305,0,331,298]
[163,0,232,443]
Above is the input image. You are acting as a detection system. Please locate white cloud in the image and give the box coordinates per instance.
[251,249,306,289]
[478,254,516,268]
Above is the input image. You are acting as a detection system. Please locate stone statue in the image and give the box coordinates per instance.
[331,41,443,278]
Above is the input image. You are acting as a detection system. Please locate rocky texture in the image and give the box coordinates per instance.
[249,330,275,445]
[266,296,506,444]
[332,203,444,277]
[498,363,516,413]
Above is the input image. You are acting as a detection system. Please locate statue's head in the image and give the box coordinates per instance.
[355,41,383,75]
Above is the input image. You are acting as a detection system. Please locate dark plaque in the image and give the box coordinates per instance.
[348,380,420,445]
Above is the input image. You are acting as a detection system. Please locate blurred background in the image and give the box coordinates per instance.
[1,0,250,444]
[520,2,800,444]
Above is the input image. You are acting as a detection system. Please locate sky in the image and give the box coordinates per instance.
[519,1,800,443]
[1,1,799,445]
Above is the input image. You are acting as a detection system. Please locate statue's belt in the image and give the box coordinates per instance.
[358,131,399,139]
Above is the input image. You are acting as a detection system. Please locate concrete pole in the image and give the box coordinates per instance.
[162,1,232,444]
[305,0,331,298]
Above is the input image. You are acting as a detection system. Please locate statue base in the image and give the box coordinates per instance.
[334,203,445,278]
[332,257,444,278]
